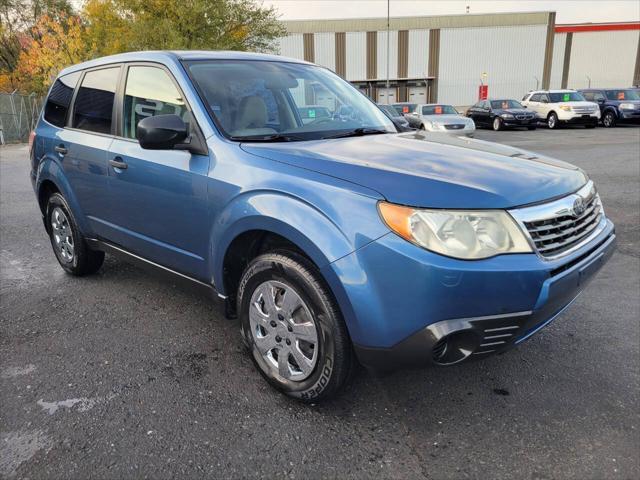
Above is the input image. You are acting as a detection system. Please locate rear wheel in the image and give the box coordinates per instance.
[46,193,104,275]
[547,112,558,129]
[492,117,503,131]
[238,251,354,402]
[602,111,616,128]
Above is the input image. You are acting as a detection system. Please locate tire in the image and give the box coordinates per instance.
[238,251,354,403]
[46,192,104,276]
[547,112,558,129]
[492,117,503,131]
[419,123,426,130]
[602,111,616,128]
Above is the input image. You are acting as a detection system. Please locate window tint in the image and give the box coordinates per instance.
[123,66,187,139]
[73,67,120,134]
[44,71,81,128]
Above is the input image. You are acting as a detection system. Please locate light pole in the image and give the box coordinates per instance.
[385,0,390,103]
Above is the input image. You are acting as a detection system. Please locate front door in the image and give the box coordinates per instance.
[104,64,211,280]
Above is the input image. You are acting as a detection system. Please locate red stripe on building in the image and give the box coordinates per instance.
[555,22,640,33]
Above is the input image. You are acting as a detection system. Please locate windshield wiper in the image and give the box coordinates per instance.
[230,133,306,142]
[322,128,390,139]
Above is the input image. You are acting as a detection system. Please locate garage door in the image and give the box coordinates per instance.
[377,87,396,104]
[408,86,426,104]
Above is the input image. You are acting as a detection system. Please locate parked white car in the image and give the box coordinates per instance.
[521,90,600,129]
[399,103,475,136]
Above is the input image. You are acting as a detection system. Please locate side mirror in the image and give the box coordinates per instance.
[137,114,189,150]
[597,98,605,104]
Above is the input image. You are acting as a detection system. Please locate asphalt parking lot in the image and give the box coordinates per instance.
[1,125,639,479]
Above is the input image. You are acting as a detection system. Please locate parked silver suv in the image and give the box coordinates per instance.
[521,90,599,129]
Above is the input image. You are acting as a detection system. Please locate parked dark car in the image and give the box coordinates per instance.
[466,99,538,131]
[579,88,640,127]
[378,104,412,131]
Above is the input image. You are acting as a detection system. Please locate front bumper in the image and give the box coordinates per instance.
[618,109,640,123]
[327,218,615,372]
[502,117,538,127]
[558,112,599,124]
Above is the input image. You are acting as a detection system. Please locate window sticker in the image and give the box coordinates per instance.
[563,93,571,102]
[502,101,509,109]
[402,106,409,113]
[617,91,625,100]
[308,109,316,118]
[435,105,442,114]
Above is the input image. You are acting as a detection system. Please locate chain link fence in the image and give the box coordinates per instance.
[0,93,44,144]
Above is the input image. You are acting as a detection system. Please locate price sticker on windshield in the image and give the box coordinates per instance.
[402,106,409,113]
[308,109,316,118]
[435,106,443,114]
[502,101,509,109]
[563,93,571,102]
[617,91,625,100]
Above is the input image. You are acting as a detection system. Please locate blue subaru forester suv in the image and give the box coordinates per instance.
[31,51,616,402]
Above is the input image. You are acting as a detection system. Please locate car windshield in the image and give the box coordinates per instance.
[490,100,523,109]
[422,105,458,115]
[605,89,640,101]
[549,91,585,102]
[186,60,395,141]
[392,103,416,115]
[378,104,400,117]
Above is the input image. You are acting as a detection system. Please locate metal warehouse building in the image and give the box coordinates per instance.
[275,12,640,106]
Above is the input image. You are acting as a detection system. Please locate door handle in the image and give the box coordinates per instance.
[54,144,67,155]
[109,157,128,170]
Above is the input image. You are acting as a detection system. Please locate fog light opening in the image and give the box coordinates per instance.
[432,330,479,365]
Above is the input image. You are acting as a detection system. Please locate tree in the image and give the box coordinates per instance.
[83,0,285,56]
[12,13,88,93]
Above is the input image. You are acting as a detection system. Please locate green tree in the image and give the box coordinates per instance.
[84,0,285,56]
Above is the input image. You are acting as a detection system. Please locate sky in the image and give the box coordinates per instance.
[263,0,640,24]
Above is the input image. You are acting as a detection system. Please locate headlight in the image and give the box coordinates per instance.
[501,113,514,119]
[378,202,532,259]
[427,121,445,131]
[620,103,635,109]
[559,105,572,111]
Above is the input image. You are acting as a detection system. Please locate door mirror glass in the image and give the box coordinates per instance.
[137,114,188,150]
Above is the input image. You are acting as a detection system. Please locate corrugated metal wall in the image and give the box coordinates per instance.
[276,34,304,60]
[438,25,548,105]
[314,32,336,71]
[549,32,566,89]
[376,30,398,80]
[345,31,367,81]
[407,29,430,79]
[567,30,640,88]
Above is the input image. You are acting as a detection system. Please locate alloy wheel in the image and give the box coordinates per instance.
[249,280,319,381]
[50,207,74,263]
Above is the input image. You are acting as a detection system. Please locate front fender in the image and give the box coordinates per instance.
[211,190,358,294]
[36,156,92,235]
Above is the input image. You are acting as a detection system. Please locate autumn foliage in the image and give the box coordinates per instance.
[0,0,285,94]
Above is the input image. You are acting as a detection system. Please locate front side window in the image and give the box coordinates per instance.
[605,89,640,101]
[73,67,120,134]
[392,104,416,115]
[549,91,585,102]
[187,60,395,141]
[422,105,457,115]
[123,66,187,139]
[44,71,81,128]
[530,94,540,102]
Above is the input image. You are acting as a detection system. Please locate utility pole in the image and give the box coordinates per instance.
[386,0,390,103]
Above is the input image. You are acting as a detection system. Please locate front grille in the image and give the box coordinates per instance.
[523,193,602,258]
[444,124,465,130]
[515,114,533,120]
[573,106,595,114]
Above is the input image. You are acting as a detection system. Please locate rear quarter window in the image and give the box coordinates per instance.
[44,71,81,128]
[72,66,120,135]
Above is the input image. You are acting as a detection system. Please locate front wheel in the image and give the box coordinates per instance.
[602,111,616,128]
[492,117,503,131]
[46,193,104,276]
[547,112,558,129]
[238,251,354,402]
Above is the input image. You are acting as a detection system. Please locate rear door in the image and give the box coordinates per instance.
[104,63,211,280]
[59,65,121,235]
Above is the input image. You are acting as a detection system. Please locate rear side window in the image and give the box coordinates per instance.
[44,71,81,128]
[72,67,120,134]
[123,66,187,139]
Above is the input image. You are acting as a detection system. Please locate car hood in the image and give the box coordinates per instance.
[240,132,587,209]
[421,114,469,123]
[562,101,598,108]
[497,108,534,115]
